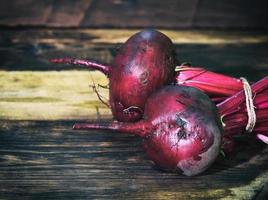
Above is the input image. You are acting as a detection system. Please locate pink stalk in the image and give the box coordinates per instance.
[216,76,268,149]
[256,134,268,144]
[73,120,150,138]
[217,77,268,116]
[224,109,268,129]
[49,58,111,75]
[254,125,268,135]
[211,97,228,104]
[175,66,243,97]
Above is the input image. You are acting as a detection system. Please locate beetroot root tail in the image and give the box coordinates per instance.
[49,58,110,75]
[73,121,150,137]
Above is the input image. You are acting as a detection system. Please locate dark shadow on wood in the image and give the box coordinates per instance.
[1,29,268,82]
[0,120,267,200]
[0,0,267,29]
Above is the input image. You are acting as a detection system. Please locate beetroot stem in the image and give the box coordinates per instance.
[49,58,110,75]
[217,76,268,116]
[176,66,243,97]
[253,125,268,134]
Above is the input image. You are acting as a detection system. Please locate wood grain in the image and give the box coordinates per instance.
[46,0,93,27]
[1,29,268,81]
[81,0,199,28]
[0,29,268,199]
[0,71,110,120]
[0,0,267,29]
[0,120,267,199]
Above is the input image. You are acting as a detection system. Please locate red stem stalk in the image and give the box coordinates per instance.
[73,120,150,138]
[49,58,111,75]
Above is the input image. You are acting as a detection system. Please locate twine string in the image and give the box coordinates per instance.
[240,77,256,132]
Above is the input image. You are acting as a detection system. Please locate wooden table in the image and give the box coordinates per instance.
[0,29,268,199]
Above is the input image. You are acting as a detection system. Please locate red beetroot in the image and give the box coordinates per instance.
[72,77,268,175]
[50,29,177,122]
[73,85,223,176]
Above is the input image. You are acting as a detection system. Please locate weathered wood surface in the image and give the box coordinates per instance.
[0,120,268,199]
[1,29,268,80]
[1,29,268,120]
[0,29,268,199]
[0,71,110,120]
[0,0,267,29]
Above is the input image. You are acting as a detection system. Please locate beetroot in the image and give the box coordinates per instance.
[73,85,223,176]
[71,77,268,175]
[50,29,177,122]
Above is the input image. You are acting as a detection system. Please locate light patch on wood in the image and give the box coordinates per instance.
[0,70,111,120]
[8,30,268,49]
[78,29,268,44]
[222,171,268,200]
[142,189,229,200]
[2,155,49,165]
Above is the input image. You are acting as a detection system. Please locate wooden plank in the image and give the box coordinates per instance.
[193,0,268,29]
[0,28,268,199]
[1,29,268,120]
[81,0,199,28]
[0,0,267,29]
[0,0,94,27]
[1,29,268,81]
[0,120,267,199]
[46,0,93,27]
[0,67,268,120]
[0,71,111,120]
[0,0,54,26]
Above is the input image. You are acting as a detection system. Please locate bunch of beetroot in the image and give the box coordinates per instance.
[50,29,267,176]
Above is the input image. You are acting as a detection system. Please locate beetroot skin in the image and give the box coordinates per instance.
[73,85,223,176]
[50,30,177,122]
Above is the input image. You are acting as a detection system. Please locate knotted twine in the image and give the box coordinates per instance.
[240,77,256,132]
